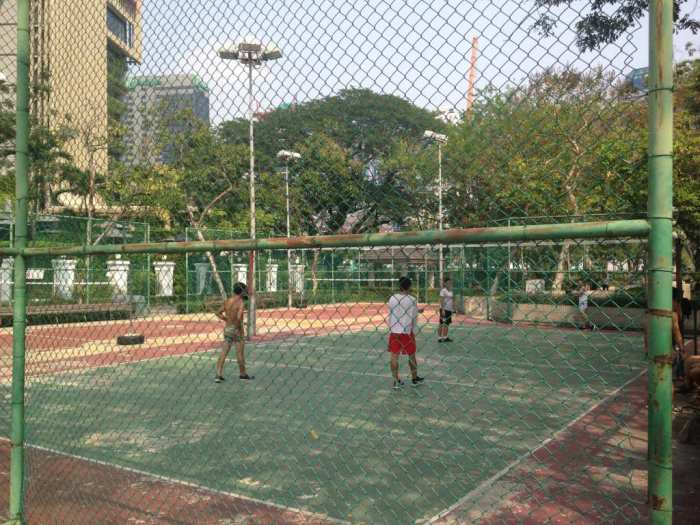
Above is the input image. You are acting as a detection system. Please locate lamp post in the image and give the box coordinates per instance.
[277,150,301,308]
[219,41,282,337]
[424,130,448,287]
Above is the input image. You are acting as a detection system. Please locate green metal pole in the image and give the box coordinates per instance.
[1,220,652,258]
[8,1,30,522]
[146,223,151,310]
[647,0,674,523]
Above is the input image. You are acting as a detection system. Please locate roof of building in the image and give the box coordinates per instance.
[126,74,209,93]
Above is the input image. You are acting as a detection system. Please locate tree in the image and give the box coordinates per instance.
[0,79,16,208]
[445,68,648,289]
[674,59,700,274]
[151,107,250,298]
[220,88,443,182]
[291,133,365,293]
[534,0,699,51]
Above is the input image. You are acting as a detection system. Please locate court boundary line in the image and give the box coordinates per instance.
[423,369,647,524]
[8,340,645,523]
[184,353,643,393]
[0,437,350,525]
[255,340,643,372]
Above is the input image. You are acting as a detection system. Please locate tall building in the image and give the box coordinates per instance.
[0,0,141,180]
[124,74,210,164]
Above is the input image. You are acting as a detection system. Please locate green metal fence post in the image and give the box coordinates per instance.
[8,1,30,522]
[146,223,151,310]
[185,228,189,314]
[647,0,674,523]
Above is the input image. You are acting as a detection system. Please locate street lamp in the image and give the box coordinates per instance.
[219,40,282,337]
[424,130,448,287]
[277,149,301,308]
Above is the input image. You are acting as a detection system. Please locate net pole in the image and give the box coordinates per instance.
[146,223,151,310]
[331,251,335,303]
[247,61,257,337]
[185,228,189,313]
[507,218,512,322]
[8,1,30,522]
[647,0,674,522]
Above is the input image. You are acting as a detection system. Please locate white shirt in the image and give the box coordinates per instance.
[579,291,590,311]
[440,287,454,312]
[387,293,418,334]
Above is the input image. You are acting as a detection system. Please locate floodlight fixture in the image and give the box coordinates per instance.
[424,129,448,143]
[277,150,301,161]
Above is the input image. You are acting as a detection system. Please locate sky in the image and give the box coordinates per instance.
[132,0,700,124]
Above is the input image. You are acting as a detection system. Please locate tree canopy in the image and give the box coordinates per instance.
[534,0,699,51]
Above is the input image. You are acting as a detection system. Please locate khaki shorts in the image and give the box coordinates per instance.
[224,325,242,343]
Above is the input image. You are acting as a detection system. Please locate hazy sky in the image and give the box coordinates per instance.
[133,0,700,124]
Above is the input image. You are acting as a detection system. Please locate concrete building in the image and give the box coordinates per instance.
[124,74,210,164]
[0,0,141,180]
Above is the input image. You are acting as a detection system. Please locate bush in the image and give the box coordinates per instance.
[504,289,646,308]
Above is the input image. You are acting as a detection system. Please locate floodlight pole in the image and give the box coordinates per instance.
[438,141,444,287]
[247,60,257,337]
[284,160,292,308]
[220,42,281,337]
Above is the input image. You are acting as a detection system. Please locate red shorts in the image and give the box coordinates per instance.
[388,333,417,355]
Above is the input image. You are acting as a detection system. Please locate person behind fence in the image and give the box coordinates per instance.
[387,276,424,389]
[672,287,700,393]
[578,282,592,330]
[438,278,454,343]
[215,282,254,382]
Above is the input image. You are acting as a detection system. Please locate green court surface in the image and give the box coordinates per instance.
[24,324,644,524]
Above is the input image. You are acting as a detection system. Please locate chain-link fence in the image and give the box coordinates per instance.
[0,0,690,523]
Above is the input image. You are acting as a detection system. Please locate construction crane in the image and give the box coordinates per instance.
[467,36,478,115]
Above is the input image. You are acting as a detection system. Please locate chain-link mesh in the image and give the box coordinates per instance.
[0,0,696,523]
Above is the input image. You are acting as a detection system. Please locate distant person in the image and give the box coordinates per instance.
[215,282,254,382]
[671,288,700,392]
[602,275,610,291]
[578,283,593,330]
[438,278,454,343]
[387,276,424,389]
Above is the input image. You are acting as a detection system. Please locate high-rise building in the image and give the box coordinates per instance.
[0,0,142,179]
[124,74,210,164]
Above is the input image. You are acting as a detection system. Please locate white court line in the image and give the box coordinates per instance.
[251,342,645,372]
[185,354,637,393]
[423,369,647,524]
[0,437,350,525]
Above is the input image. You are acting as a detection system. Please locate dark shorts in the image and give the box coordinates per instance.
[388,333,417,355]
[224,325,242,343]
[440,309,453,325]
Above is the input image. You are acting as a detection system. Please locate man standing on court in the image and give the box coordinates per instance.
[438,278,454,343]
[387,276,424,389]
[215,282,254,382]
[578,282,593,330]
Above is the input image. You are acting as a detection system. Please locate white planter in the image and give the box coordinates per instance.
[194,262,209,295]
[266,264,278,292]
[106,260,130,298]
[52,258,78,300]
[290,264,304,293]
[232,264,248,287]
[0,258,13,303]
[525,279,545,294]
[153,261,175,297]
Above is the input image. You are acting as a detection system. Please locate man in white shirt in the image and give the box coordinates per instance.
[387,276,425,389]
[578,283,592,330]
[438,278,454,343]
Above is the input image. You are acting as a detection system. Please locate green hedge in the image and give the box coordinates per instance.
[503,288,646,308]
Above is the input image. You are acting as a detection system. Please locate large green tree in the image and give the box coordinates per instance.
[674,59,700,273]
[535,0,698,51]
[220,88,443,169]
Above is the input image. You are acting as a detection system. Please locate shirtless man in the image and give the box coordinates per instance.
[215,283,254,382]
[672,288,700,392]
